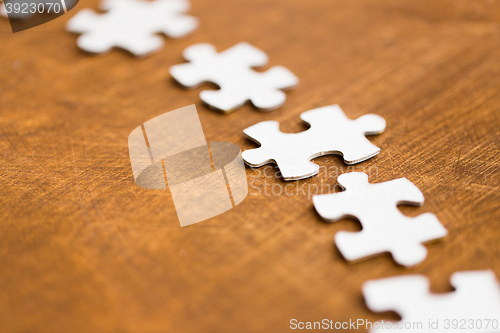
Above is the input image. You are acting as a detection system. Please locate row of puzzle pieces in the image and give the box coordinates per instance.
[4,0,300,113]
[5,0,499,330]
[66,0,300,112]
[240,104,445,267]
[240,108,500,331]
[60,0,444,266]
[61,0,500,329]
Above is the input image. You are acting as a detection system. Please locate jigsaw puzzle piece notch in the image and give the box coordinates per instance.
[341,114,386,164]
[242,121,282,167]
[66,9,102,34]
[354,113,387,135]
[181,43,218,61]
[312,172,373,221]
[170,43,218,88]
[220,42,269,69]
[159,14,198,38]
[377,177,425,206]
[391,213,446,266]
[334,170,370,192]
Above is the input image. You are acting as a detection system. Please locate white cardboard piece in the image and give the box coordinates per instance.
[313,172,447,266]
[170,42,299,113]
[242,105,385,180]
[66,0,198,57]
[363,270,500,332]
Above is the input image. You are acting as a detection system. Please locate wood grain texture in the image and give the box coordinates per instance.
[1,0,500,332]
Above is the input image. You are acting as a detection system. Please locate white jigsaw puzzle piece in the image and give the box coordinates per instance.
[363,270,500,332]
[66,0,198,56]
[313,172,447,266]
[169,42,299,113]
[242,105,385,180]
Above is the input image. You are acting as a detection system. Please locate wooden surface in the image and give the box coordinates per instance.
[1,0,500,332]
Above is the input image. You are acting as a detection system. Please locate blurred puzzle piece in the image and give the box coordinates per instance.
[66,0,198,56]
[170,42,299,113]
[363,270,500,332]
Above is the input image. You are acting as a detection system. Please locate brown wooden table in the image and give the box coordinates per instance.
[1,0,499,332]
